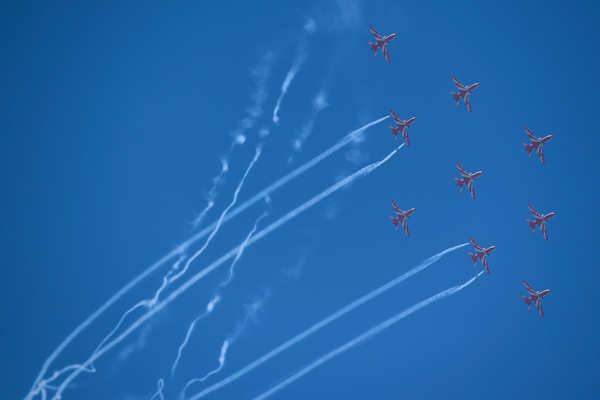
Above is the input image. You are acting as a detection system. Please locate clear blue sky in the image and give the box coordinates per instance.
[3,1,600,399]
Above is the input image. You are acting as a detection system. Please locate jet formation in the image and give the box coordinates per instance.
[369,28,553,317]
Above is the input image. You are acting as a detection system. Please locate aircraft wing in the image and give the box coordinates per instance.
[536,299,545,317]
[528,203,541,217]
[467,181,476,199]
[465,93,472,112]
[369,26,383,39]
[482,256,490,274]
[455,162,468,176]
[522,280,537,296]
[469,237,482,250]
[524,127,537,141]
[452,75,465,89]
[541,223,549,240]
[402,219,410,237]
[402,127,410,146]
[383,45,391,62]
[391,199,402,212]
[390,109,401,123]
[538,146,545,164]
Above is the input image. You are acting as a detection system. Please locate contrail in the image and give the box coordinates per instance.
[170,296,220,378]
[23,55,275,400]
[50,143,404,400]
[272,56,304,125]
[179,340,230,400]
[219,212,269,288]
[149,378,165,400]
[191,158,228,229]
[180,294,267,399]
[291,90,329,154]
[170,146,262,284]
[187,242,469,399]
[272,23,315,125]
[25,116,387,400]
[173,211,268,379]
[252,271,486,400]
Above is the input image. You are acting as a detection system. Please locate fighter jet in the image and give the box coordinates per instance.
[389,110,417,145]
[468,238,496,274]
[390,200,416,237]
[521,280,551,317]
[450,75,480,112]
[368,26,397,63]
[454,162,483,199]
[522,127,553,165]
[526,203,556,240]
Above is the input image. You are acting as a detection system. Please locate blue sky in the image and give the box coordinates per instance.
[4,1,600,399]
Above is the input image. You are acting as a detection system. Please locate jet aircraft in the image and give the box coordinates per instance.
[454,162,483,199]
[368,26,397,63]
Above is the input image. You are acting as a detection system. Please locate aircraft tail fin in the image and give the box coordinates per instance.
[468,252,478,264]
[368,42,378,54]
[521,294,532,309]
[390,216,399,230]
[454,177,464,191]
[389,125,401,139]
[526,219,537,232]
[522,142,534,157]
[451,91,461,105]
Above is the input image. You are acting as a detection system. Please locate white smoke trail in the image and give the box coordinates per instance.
[179,340,230,400]
[173,209,267,379]
[272,59,303,125]
[291,90,329,154]
[170,295,220,378]
[25,118,387,400]
[193,50,273,230]
[50,144,404,400]
[191,159,228,229]
[252,271,486,400]
[272,21,316,125]
[149,379,165,400]
[180,295,267,399]
[170,146,262,284]
[219,212,269,288]
[186,242,469,399]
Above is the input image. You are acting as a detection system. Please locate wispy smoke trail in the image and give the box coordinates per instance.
[191,159,228,229]
[272,21,316,125]
[272,59,303,125]
[26,118,387,398]
[149,379,165,400]
[24,53,275,400]
[219,212,269,288]
[50,144,404,399]
[290,90,329,156]
[193,50,273,230]
[170,146,262,284]
[187,242,469,399]
[170,296,220,378]
[180,295,267,399]
[235,52,275,139]
[173,210,267,379]
[179,340,230,400]
[252,271,486,400]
